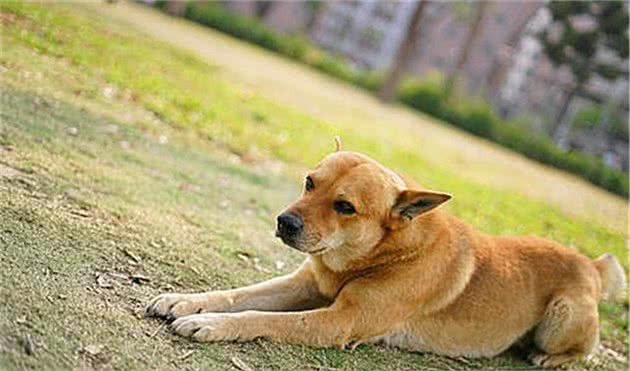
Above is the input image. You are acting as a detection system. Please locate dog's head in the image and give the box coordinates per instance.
[275,150,450,265]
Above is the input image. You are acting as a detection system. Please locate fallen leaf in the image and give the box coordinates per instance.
[146,323,166,338]
[120,248,141,264]
[252,258,270,273]
[131,274,150,284]
[231,356,254,371]
[83,344,103,356]
[109,272,128,280]
[70,209,90,218]
[96,274,114,289]
[178,350,194,360]
[236,252,250,262]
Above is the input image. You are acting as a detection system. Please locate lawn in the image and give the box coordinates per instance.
[0,2,627,370]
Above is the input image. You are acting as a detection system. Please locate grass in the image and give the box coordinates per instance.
[0,2,627,370]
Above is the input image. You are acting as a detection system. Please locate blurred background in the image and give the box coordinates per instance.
[153,0,629,197]
[1,2,628,369]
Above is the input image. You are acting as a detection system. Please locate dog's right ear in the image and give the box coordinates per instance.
[388,189,451,229]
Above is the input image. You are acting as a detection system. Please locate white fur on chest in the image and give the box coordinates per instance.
[369,325,514,358]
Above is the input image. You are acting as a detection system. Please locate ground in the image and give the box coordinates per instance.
[0,2,627,370]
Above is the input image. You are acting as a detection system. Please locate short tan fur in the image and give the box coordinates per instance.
[146,150,625,369]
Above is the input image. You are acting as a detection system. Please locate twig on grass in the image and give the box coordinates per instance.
[20,334,35,356]
[178,350,194,360]
[147,322,166,338]
[231,356,254,371]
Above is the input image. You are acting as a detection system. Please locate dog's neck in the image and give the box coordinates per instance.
[310,210,477,312]
[318,210,444,272]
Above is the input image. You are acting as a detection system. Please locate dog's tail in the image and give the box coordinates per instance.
[593,253,626,301]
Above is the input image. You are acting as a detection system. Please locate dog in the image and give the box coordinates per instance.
[145,147,625,369]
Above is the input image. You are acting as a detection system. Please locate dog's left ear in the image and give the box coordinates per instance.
[390,189,451,226]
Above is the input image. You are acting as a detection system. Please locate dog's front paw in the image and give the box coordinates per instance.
[171,313,241,342]
[528,351,577,369]
[145,293,209,319]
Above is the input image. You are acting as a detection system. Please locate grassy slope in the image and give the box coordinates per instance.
[0,2,626,370]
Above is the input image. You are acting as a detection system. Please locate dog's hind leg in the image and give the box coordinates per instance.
[529,293,599,368]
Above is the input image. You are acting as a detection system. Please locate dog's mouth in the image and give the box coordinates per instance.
[275,229,301,250]
[275,230,330,255]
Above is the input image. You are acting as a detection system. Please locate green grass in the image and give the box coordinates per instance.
[0,2,627,370]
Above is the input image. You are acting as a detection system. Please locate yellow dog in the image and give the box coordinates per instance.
[146,148,625,369]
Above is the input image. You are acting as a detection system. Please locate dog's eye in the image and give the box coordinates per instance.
[305,176,314,192]
[333,200,356,215]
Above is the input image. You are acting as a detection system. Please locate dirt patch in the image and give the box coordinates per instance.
[0,163,21,179]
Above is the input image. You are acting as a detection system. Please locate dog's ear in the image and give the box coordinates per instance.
[389,189,451,227]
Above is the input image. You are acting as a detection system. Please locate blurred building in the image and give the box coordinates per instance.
[310,1,418,69]
[223,0,628,170]
[310,2,541,93]
[497,5,629,169]
[223,1,317,35]
[228,1,541,94]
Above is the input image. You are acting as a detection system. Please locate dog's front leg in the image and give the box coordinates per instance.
[145,261,326,319]
[171,306,356,348]
[171,281,416,348]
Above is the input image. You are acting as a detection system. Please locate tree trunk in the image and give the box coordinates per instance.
[485,4,541,100]
[165,1,187,17]
[551,83,580,146]
[378,1,428,102]
[255,1,274,19]
[444,1,488,98]
[305,1,324,32]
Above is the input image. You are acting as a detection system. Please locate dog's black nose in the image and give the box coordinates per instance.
[276,212,304,238]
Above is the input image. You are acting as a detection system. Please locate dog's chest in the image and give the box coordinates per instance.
[316,276,341,299]
[311,261,350,299]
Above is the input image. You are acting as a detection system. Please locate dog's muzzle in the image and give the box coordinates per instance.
[275,212,304,248]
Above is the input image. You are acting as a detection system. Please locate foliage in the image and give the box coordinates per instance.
[398,79,629,197]
[539,1,629,85]
[572,105,606,129]
[572,104,628,141]
[397,75,447,117]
